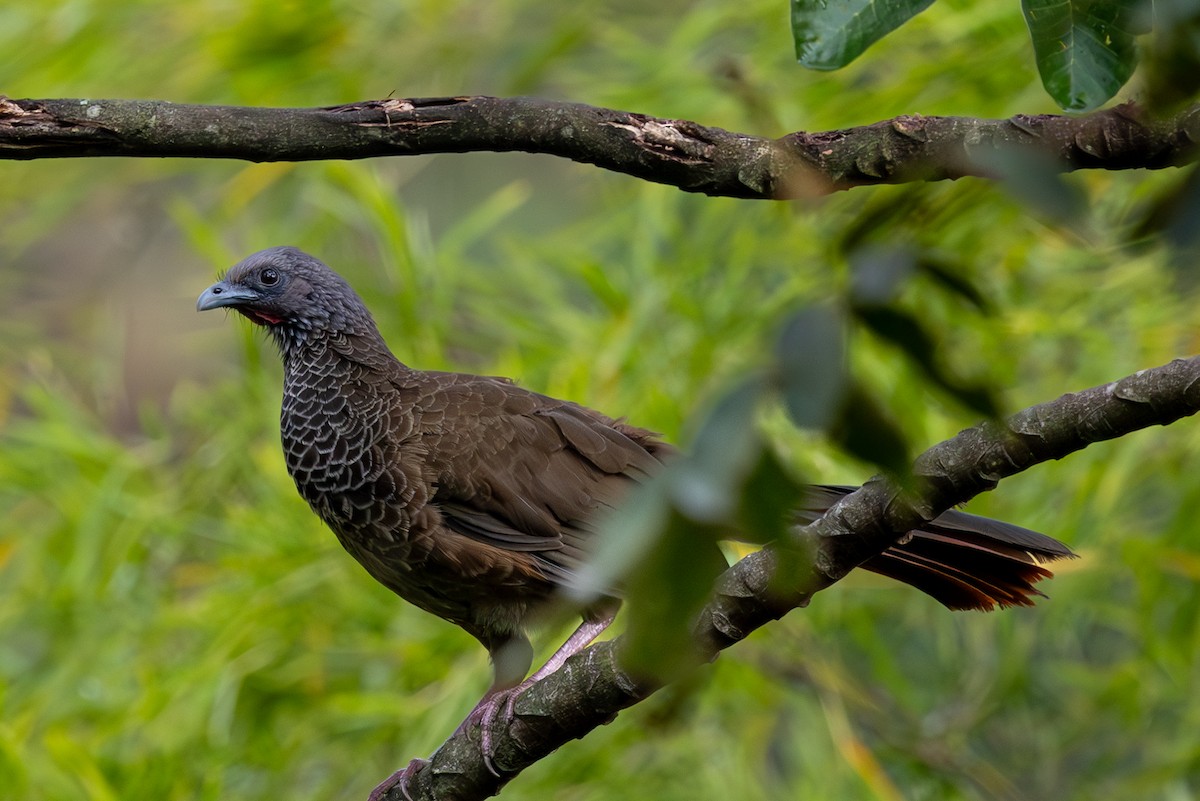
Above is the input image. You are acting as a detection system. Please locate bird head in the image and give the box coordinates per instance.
[197,247,379,350]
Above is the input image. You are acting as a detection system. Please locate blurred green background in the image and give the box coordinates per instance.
[3,0,1200,799]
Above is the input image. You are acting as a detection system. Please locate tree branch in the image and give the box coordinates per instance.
[385,354,1200,800]
[3,96,1197,198]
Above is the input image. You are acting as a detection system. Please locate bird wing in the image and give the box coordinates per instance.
[401,372,671,584]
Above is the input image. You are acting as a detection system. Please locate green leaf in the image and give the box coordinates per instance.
[980,145,1089,224]
[1133,165,1200,246]
[621,452,803,681]
[621,509,730,680]
[835,186,933,256]
[735,448,806,545]
[849,246,917,306]
[567,473,671,603]
[569,377,766,602]
[1127,165,1200,275]
[1139,0,1200,112]
[671,376,767,522]
[853,305,1001,417]
[1022,0,1140,111]
[774,306,847,431]
[917,257,992,315]
[581,383,805,681]
[792,0,935,69]
[831,381,912,478]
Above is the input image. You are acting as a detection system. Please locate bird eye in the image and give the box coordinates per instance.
[261,268,279,286]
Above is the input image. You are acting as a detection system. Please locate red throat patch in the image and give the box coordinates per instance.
[239,309,283,326]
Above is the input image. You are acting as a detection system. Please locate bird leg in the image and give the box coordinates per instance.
[467,613,616,776]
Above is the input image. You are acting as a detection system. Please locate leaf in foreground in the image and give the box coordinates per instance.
[1021,0,1140,111]
[792,0,936,69]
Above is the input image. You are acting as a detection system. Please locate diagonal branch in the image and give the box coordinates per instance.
[386,354,1200,800]
[2,95,1198,198]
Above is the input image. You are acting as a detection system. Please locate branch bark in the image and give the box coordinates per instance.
[385,355,1200,800]
[2,95,1198,198]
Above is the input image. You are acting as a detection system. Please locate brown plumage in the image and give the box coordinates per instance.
[198,247,1074,792]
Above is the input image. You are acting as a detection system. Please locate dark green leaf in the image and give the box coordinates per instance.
[831,381,911,477]
[792,0,936,69]
[849,246,917,306]
[978,145,1088,224]
[1128,165,1200,245]
[592,388,806,680]
[685,376,766,478]
[1139,0,1200,112]
[672,376,767,521]
[567,474,670,603]
[854,304,934,360]
[1126,165,1200,277]
[621,509,731,680]
[917,256,992,314]
[572,377,765,601]
[853,305,1001,417]
[735,448,806,544]
[835,186,933,255]
[774,305,847,430]
[1162,169,1200,255]
[1022,0,1139,111]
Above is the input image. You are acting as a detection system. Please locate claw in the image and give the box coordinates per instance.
[367,757,427,801]
[455,684,527,777]
[480,684,528,776]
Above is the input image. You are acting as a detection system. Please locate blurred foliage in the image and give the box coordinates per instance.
[1139,0,1200,113]
[2,0,1200,800]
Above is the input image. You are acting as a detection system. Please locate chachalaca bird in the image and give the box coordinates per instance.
[197,246,1074,798]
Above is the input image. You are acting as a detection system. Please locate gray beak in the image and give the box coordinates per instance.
[197,280,259,312]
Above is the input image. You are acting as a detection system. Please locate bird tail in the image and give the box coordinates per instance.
[801,485,1076,611]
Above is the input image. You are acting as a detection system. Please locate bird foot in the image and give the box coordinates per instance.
[367,757,427,801]
[365,682,531,800]
[458,679,536,777]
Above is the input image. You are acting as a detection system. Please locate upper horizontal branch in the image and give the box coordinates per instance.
[3,95,1198,198]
